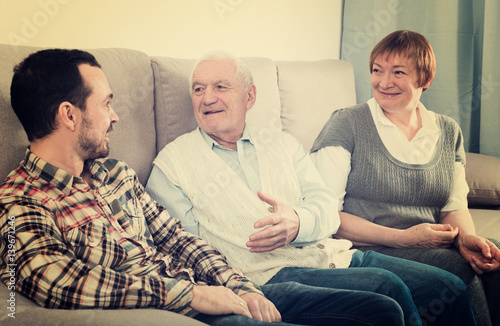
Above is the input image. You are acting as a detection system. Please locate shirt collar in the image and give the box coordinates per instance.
[198,124,254,150]
[22,148,110,195]
[370,98,437,132]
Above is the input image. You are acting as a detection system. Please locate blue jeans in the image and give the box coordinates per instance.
[196,281,404,326]
[266,250,476,326]
[196,250,476,326]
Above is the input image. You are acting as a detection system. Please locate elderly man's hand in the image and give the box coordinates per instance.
[189,286,281,322]
[241,292,282,322]
[190,285,253,318]
[458,234,500,274]
[246,191,300,253]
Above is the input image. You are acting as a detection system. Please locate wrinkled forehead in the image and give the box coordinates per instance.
[192,59,238,84]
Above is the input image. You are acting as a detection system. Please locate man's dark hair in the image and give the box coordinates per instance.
[10,49,101,141]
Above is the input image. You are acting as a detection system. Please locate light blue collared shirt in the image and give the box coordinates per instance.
[146,126,340,246]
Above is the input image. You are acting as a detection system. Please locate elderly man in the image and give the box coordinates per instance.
[147,52,477,326]
[0,49,409,326]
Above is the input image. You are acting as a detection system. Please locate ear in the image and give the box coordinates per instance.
[57,101,79,132]
[246,84,257,111]
[422,75,434,90]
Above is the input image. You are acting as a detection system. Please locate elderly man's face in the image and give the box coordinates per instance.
[191,58,255,144]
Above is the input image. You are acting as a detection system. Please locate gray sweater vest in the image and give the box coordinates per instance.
[311,103,466,229]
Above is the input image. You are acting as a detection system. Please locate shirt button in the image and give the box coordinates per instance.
[317,243,325,249]
[329,263,336,269]
[268,207,275,213]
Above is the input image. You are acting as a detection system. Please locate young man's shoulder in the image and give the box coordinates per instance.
[0,165,41,197]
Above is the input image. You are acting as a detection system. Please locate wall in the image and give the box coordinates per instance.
[0,0,343,60]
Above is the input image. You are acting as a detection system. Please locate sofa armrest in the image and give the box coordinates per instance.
[465,152,500,207]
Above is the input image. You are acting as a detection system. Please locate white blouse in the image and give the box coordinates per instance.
[311,98,469,212]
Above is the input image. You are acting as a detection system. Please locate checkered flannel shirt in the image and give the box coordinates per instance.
[0,149,261,316]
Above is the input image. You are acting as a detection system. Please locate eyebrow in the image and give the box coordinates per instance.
[191,79,233,89]
[373,62,407,69]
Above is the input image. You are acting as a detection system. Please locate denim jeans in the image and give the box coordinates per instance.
[266,250,476,326]
[196,250,476,326]
[359,241,500,326]
[349,250,476,326]
[197,281,404,326]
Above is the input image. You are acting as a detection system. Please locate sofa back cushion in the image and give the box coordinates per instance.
[0,45,32,183]
[91,48,156,184]
[0,45,156,185]
[151,56,282,153]
[276,60,357,151]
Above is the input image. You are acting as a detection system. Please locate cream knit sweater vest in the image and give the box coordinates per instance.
[154,128,355,284]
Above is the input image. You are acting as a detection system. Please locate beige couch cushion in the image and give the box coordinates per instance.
[466,152,500,206]
[151,56,282,153]
[0,45,36,181]
[470,208,500,239]
[91,48,156,184]
[276,60,357,151]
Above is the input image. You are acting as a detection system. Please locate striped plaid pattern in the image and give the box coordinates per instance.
[0,149,262,315]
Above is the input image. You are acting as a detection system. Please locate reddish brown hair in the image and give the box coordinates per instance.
[370,30,436,90]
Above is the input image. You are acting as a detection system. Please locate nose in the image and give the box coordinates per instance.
[202,86,218,106]
[379,72,394,89]
[110,106,119,123]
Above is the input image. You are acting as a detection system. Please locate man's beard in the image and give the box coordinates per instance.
[78,115,111,160]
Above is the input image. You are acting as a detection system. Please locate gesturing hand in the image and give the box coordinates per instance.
[246,191,300,253]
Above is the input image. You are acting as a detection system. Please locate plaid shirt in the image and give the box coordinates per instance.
[0,149,262,315]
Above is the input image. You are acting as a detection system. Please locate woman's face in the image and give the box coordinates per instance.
[371,53,427,113]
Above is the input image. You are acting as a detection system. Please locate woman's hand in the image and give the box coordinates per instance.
[398,223,459,248]
[457,235,500,274]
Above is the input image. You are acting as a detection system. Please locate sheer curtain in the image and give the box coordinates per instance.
[341,0,500,157]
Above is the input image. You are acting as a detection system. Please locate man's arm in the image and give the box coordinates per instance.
[0,201,196,313]
[140,175,282,320]
[291,141,340,245]
[146,165,199,236]
[139,174,264,297]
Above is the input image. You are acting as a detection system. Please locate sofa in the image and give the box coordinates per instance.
[0,43,499,325]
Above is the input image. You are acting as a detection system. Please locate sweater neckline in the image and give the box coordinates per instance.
[362,103,445,170]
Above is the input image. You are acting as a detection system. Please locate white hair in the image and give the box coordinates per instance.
[189,50,254,93]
